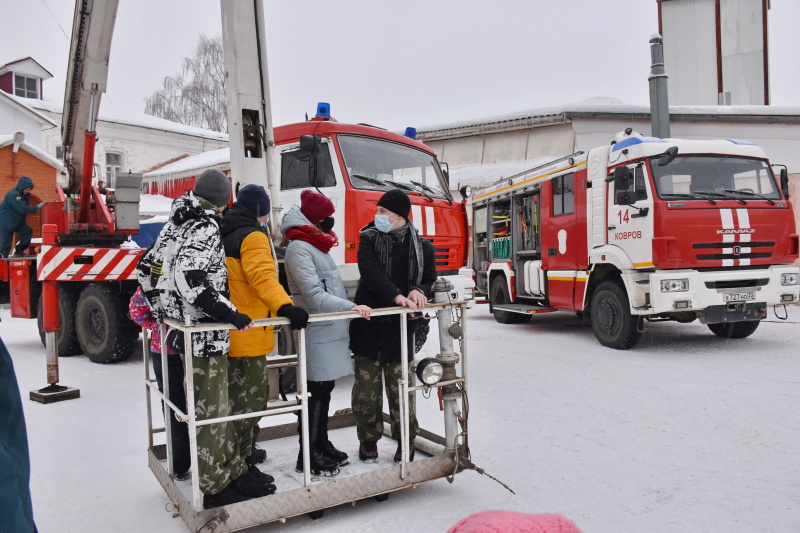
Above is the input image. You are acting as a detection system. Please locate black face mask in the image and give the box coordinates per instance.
[318,216,334,233]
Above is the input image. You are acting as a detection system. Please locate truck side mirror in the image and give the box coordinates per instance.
[299,134,323,187]
[441,161,450,186]
[616,191,635,205]
[613,167,631,191]
[780,167,790,199]
[658,146,678,166]
[299,135,316,152]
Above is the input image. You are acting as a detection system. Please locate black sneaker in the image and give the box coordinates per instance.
[247,463,274,485]
[359,441,378,463]
[234,471,277,498]
[203,483,251,509]
[245,444,267,466]
[320,440,349,466]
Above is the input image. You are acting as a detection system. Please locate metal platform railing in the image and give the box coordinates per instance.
[143,281,469,532]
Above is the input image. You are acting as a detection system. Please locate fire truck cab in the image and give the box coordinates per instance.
[472,129,799,349]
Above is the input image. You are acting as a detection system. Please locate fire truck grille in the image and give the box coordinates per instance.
[425,235,464,274]
[692,241,774,262]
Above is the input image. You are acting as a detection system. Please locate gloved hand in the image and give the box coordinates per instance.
[37,202,46,209]
[277,304,309,330]
[227,310,253,331]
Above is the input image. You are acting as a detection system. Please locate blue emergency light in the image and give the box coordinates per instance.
[316,102,331,118]
[404,127,417,139]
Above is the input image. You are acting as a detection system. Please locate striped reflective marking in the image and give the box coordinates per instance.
[410,205,423,233]
[736,209,751,266]
[425,206,436,236]
[37,246,142,281]
[720,209,735,266]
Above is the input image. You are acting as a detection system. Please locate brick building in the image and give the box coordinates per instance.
[0,135,65,242]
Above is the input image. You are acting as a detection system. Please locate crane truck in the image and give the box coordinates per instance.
[17,0,472,365]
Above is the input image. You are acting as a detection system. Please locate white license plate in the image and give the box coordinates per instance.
[723,292,755,302]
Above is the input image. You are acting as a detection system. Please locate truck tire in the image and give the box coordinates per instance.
[490,276,531,324]
[590,280,642,349]
[707,320,760,339]
[75,283,139,364]
[37,290,82,356]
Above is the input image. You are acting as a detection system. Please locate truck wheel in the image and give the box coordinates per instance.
[490,276,531,324]
[37,290,82,356]
[707,321,760,339]
[590,280,642,349]
[75,284,139,364]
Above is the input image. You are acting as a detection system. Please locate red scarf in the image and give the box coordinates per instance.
[285,225,338,253]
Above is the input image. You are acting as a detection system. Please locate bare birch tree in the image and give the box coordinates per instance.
[144,34,227,132]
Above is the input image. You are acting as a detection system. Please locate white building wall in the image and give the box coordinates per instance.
[0,104,46,146]
[38,111,228,186]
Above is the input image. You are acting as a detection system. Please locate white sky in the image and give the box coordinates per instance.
[3,0,800,132]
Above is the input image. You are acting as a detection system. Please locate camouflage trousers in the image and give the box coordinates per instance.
[192,355,246,495]
[228,355,269,463]
[351,354,418,443]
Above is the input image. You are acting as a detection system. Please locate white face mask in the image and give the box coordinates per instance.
[374,214,393,233]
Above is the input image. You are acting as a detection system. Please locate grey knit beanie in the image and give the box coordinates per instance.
[194,169,230,207]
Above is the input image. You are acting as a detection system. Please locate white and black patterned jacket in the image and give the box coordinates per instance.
[136,192,237,357]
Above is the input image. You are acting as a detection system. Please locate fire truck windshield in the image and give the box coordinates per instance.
[339,135,450,200]
[650,155,782,201]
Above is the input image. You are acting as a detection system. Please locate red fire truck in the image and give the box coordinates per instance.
[471,129,799,349]
[142,105,474,301]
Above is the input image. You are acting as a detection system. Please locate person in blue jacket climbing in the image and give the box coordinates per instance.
[0,176,45,257]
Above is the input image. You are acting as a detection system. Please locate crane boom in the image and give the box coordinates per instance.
[62,0,120,220]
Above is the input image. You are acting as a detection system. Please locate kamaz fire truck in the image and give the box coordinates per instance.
[471,128,799,349]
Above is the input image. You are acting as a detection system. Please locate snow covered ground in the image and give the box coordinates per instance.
[2,304,799,533]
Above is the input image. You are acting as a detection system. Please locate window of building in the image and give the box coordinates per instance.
[14,74,39,99]
[552,173,575,216]
[106,152,123,187]
[55,146,63,160]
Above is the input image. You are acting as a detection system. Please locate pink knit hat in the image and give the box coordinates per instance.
[447,511,582,533]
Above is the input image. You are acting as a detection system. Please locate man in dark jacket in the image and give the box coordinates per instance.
[0,176,45,257]
[350,189,436,464]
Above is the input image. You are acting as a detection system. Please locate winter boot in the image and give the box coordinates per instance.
[245,443,267,466]
[320,440,349,466]
[394,438,416,464]
[12,243,28,257]
[233,469,277,498]
[247,463,274,485]
[203,483,250,509]
[359,440,379,463]
[316,389,349,465]
[295,395,339,476]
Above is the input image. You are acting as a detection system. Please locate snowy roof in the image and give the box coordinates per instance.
[22,97,229,142]
[143,147,230,181]
[449,158,555,190]
[138,195,175,217]
[0,134,65,173]
[415,97,800,137]
[0,57,53,79]
[0,91,58,128]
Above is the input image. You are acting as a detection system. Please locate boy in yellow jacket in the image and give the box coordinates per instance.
[221,184,309,486]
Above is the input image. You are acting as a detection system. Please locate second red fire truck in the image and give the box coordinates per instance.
[471,128,799,349]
